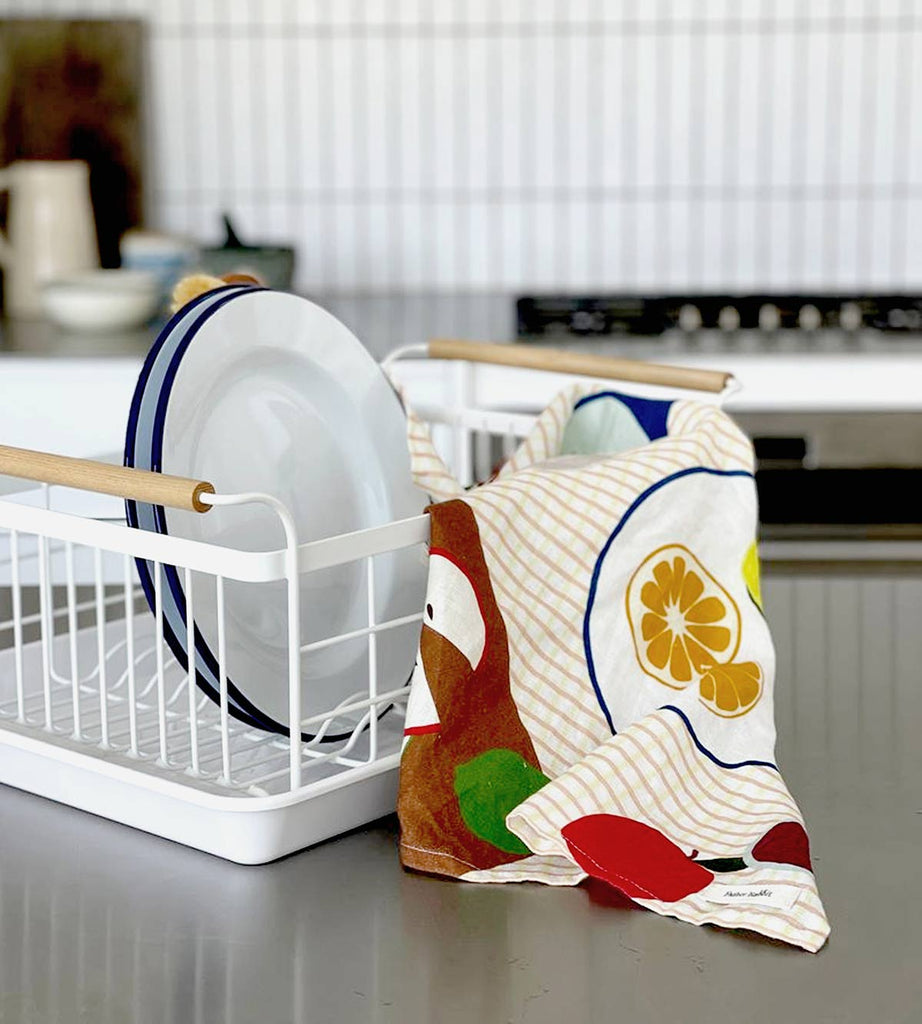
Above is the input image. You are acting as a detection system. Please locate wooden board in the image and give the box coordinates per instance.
[0,18,145,268]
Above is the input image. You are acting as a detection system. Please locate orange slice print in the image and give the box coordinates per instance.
[626,544,741,691]
[699,661,763,717]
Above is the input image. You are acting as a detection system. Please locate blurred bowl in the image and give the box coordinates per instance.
[41,269,161,333]
[121,230,198,306]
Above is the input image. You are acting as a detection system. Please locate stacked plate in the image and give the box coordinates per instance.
[125,286,428,739]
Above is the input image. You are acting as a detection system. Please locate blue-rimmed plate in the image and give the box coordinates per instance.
[126,285,269,731]
[125,290,428,738]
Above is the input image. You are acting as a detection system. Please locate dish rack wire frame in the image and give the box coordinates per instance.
[0,342,732,864]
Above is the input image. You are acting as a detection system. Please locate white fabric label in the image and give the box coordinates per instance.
[704,885,801,910]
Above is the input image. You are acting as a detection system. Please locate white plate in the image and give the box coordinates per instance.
[133,291,427,737]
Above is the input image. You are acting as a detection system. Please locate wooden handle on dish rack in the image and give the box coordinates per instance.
[427,338,732,394]
[0,445,215,513]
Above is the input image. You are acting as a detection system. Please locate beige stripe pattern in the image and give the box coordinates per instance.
[405,408,463,502]
[466,389,752,776]
[402,383,828,949]
[403,388,754,775]
[492,709,828,952]
[647,866,830,953]
[463,855,587,886]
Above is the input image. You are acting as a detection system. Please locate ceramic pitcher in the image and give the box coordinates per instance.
[0,160,99,317]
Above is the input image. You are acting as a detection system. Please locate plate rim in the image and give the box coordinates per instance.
[126,286,273,733]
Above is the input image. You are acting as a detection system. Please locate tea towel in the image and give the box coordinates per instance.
[396,384,830,953]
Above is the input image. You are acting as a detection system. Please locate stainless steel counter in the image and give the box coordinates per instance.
[2,299,921,1021]
[0,566,920,1023]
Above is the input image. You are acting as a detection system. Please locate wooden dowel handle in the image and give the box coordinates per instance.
[0,445,215,513]
[427,338,731,394]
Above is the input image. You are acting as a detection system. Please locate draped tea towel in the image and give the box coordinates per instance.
[397,385,830,953]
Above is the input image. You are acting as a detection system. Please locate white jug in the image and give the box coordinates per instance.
[0,160,99,318]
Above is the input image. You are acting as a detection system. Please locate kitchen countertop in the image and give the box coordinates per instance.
[0,582,919,1024]
[4,293,922,414]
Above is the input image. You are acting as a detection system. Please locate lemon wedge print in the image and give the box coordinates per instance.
[626,544,742,690]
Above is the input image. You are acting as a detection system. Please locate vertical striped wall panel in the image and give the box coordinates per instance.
[4,0,922,294]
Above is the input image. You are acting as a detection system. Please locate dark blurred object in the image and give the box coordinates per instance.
[752,436,808,469]
[756,469,922,527]
[517,294,922,337]
[198,213,296,291]
[0,19,144,271]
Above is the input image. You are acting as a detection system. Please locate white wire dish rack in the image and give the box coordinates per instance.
[0,341,730,864]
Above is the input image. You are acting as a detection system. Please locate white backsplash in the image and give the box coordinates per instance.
[3,0,922,294]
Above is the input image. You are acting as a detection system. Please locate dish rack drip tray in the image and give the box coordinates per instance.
[0,480,428,864]
[0,614,404,799]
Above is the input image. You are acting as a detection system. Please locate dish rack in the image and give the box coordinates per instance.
[0,340,730,864]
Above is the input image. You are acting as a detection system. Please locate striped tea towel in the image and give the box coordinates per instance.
[396,384,830,953]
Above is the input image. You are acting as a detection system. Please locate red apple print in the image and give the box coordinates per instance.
[562,814,714,902]
[751,821,813,871]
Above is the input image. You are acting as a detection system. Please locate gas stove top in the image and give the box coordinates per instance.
[517,293,922,338]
